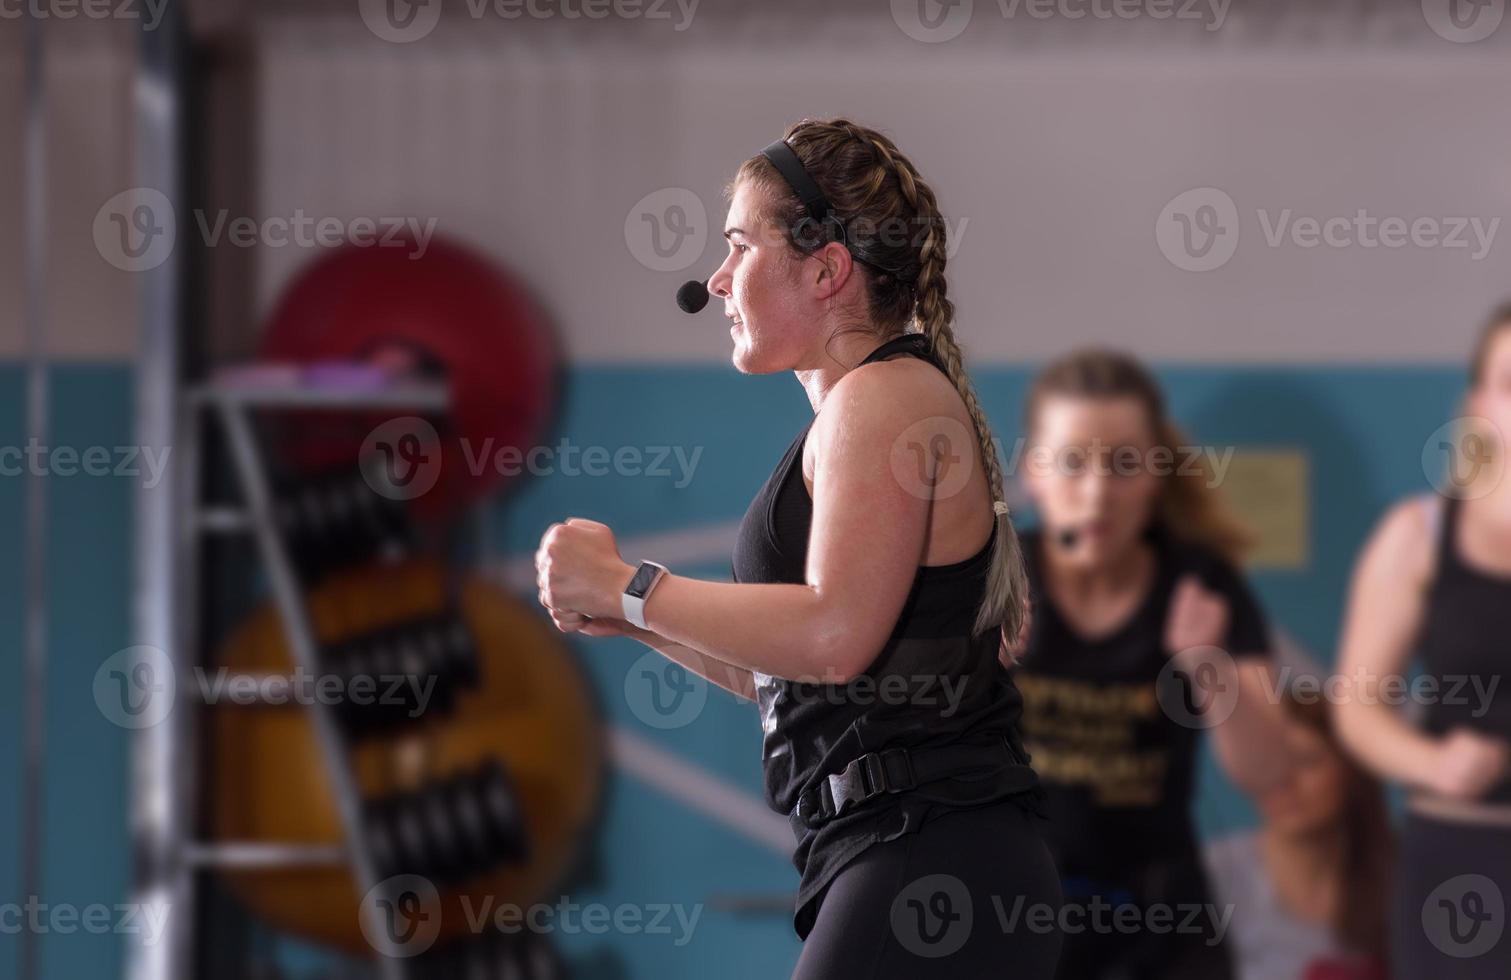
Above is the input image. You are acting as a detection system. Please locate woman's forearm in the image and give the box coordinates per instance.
[626,623,757,701]
[1335,695,1443,792]
[642,574,876,683]
[1200,656,1296,795]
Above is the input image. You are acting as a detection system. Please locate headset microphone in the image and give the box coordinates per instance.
[677,278,710,314]
[1057,527,1080,551]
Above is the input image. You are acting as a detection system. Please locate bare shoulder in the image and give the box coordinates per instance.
[813,354,966,450]
[1358,493,1438,590]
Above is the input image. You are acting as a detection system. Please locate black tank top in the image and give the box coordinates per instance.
[1420,495,1511,804]
[729,332,1043,938]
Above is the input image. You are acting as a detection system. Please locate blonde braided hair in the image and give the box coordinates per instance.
[732,118,1029,652]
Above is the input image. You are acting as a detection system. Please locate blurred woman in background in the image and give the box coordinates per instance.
[1334,303,1511,979]
[1008,348,1291,980]
[1208,689,1394,980]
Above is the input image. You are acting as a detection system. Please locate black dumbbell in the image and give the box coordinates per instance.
[321,613,480,737]
[272,468,416,579]
[364,760,529,887]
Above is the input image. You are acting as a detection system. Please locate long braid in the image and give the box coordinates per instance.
[774,119,1030,651]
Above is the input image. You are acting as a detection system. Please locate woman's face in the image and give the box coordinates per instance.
[1023,394,1163,568]
[1257,718,1348,835]
[707,180,812,375]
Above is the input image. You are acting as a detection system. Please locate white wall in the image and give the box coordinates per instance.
[248,8,1511,366]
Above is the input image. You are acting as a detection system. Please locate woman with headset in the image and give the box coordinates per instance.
[535,118,1062,978]
[1005,348,1290,980]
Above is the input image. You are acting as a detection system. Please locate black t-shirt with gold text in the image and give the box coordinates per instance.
[1012,526,1270,878]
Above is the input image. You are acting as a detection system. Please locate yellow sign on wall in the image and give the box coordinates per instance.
[1220,449,1310,570]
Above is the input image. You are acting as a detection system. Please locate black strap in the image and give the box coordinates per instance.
[860,332,933,367]
[761,139,834,226]
[791,733,1036,832]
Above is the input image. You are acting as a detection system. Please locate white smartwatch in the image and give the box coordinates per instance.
[621,560,669,629]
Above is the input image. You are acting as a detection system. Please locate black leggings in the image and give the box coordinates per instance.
[1393,813,1511,979]
[791,799,1064,980]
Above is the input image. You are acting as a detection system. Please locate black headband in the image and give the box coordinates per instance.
[761,139,835,227]
[759,137,915,287]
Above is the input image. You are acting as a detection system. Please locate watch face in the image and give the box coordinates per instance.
[626,563,660,598]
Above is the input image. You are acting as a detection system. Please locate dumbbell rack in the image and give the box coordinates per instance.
[130,375,450,980]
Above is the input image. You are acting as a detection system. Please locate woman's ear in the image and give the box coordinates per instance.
[811,241,855,300]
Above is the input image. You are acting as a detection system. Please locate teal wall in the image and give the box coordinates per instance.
[0,362,1466,979]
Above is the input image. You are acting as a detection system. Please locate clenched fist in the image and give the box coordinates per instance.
[1164,574,1230,656]
[1429,727,1511,802]
[534,517,634,628]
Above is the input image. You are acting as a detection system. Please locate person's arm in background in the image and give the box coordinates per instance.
[1165,571,1295,796]
[1333,496,1510,799]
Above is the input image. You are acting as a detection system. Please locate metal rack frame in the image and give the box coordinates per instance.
[128,377,448,980]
